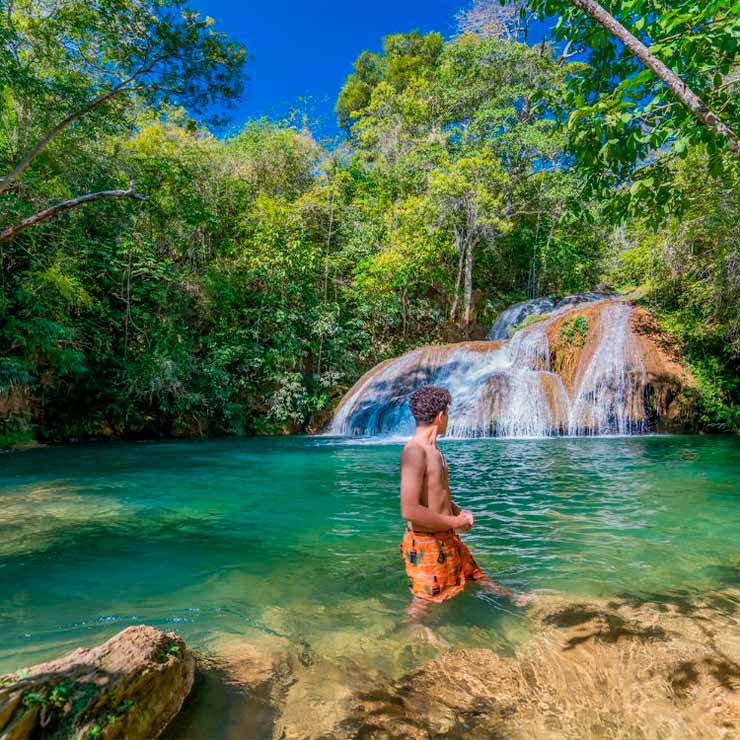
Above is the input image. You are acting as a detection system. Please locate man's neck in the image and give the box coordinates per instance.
[414,424,439,447]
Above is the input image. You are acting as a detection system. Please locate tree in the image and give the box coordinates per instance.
[337,32,597,330]
[422,152,511,327]
[0,0,246,240]
[336,32,444,133]
[565,0,739,158]
[519,0,740,211]
[609,145,740,431]
[456,0,533,42]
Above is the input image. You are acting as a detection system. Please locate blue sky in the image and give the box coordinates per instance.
[195,0,486,140]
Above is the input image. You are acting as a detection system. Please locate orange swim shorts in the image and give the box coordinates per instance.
[400,528,484,602]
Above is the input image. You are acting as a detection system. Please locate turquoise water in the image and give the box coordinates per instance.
[1,435,739,677]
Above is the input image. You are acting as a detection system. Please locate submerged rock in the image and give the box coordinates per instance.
[259,591,740,739]
[0,625,194,739]
[157,587,740,739]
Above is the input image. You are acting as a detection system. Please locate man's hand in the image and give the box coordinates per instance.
[454,510,474,532]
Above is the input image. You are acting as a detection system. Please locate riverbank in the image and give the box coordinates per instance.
[2,295,738,450]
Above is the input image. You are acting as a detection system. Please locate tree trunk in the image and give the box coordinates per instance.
[462,238,474,331]
[401,287,408,337]
[316,191,335,379]
[449,233,465,323]
[568,0,740,160]
[0,182,147,243]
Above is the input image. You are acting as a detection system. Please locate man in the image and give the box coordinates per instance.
[400,385,522,614]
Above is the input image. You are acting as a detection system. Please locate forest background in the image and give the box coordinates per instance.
[1,0,738,445]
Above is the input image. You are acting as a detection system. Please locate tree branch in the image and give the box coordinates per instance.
[0,182,147,243]
[568,0,740,160]
[558,39,583,64]
[0,53,168,196]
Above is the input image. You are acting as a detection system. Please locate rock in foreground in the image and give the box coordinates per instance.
[0,625,194,739]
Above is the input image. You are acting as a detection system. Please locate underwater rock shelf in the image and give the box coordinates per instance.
[164,591,740,739]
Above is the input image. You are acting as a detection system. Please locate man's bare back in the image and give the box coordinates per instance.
[400,439,471,532]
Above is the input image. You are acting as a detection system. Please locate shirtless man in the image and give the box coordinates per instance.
[400,385,520,615]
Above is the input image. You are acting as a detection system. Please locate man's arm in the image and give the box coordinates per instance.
[400,446,468,531]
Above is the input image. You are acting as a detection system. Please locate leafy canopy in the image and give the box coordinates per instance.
[519,0,740,215]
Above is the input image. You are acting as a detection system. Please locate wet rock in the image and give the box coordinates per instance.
[487,297,556,340]
[328,341,504,436]
[0,625,194,739]
[554,292,617,310]
[629,307,697,431]
[329,297,698,437]
[544,300,694,432]
[163,637,290,740]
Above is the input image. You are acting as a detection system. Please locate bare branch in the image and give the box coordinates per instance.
[0,181,147,243]
[557,39,583,64]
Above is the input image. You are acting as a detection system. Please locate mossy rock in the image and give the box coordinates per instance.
[0,626,194,739]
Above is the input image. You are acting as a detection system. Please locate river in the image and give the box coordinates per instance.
[2,434,738,685]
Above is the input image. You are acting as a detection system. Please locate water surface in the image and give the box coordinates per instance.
[1,435,738,677]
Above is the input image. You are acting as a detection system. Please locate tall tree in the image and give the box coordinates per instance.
[406,151,511,327]
[456,0,533,42]
[337,32,595,330]
[0,0,246,240]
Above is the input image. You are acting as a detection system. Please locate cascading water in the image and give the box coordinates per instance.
[554,292,617,310]
[567,302,648,436]
[328,298,652,438]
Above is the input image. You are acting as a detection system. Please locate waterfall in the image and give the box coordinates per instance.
[567,302,648,436]
[328,298,651,438]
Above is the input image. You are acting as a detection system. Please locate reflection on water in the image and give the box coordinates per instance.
[0,435,739,681]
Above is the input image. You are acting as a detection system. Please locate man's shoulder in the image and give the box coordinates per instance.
[401,440,428,466]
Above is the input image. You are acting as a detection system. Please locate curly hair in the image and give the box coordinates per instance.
[409,385,451,425]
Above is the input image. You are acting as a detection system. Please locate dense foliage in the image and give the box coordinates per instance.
[0,0,737,444]
[515,0,740,430]
[523,0,740,216]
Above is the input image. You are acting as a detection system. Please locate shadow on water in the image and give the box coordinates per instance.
[162,658,276,740]
[668,654,740,696]
[542,605,669,649]
[539,585,740,697]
